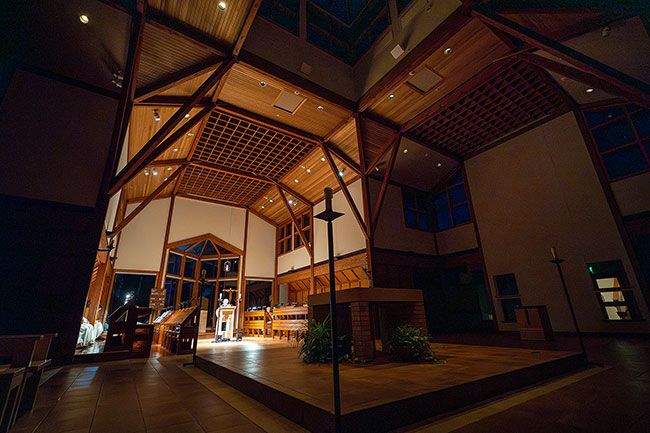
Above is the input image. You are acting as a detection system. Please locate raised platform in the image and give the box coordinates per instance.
[195,339,584,433]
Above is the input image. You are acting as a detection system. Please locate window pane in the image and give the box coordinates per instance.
[433,192,448,211]
[166,253,182,275]
[584,108,625,127]
[418,212,430,231]
[164,278,178,307]
[602,145,648,178]
[495,274,519,296]
[184,258,196,279]
[452,203,470,225]
[189,240,206,255]
[202,241,218,256]
[404,209,417,228]
[435,209,452,230]
[632,109,650,138]
[181,281,194,302]
[448,185,467,206]
[403,190,415,209]
[201,260,218,279]
[592,120,635,152]
[416,192,428,210]
[500,298,521,323]
[447,171,463,187]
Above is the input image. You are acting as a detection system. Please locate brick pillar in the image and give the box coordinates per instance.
[410,301,427,333]
[350,302,374,361]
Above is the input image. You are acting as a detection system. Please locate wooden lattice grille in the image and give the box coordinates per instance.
[409,62,567,158]
[178,165,270,205]
[193,110,314,180]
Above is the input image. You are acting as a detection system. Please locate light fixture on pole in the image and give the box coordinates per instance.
[314,187,344,433]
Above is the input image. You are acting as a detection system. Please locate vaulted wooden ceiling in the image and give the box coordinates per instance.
[109,0,644,225]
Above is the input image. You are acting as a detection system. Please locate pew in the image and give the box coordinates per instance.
[242,310,265,337]
[18,333,57,416]
[0,335,42,433]
[271,306,308,341]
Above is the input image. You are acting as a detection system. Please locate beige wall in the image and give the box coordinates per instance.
[437,224,478,255]
[168,197,246,249]
[466,113,649,333]
[370,180,437,256]
[611,172,650,217]
[115,198,170,272]
[245,213,276,278]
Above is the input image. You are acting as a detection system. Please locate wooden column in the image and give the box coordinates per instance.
[354,113,374,287]
[238,210,250,331]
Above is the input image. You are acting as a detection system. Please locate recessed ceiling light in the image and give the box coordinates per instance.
[375,166,380,172]
[437,162,442,167]
[153,109,161,122]
[217,1,227,11]
[269,199,273,203]
[403,148,408,154]
[167,167,172,171]
[259,81,266,87]
[79,14,89,24]
[144,168,149,176]
[294,179,299,183]
[321,157,326,162]
[388,94,395,100]
[261,206,265,209]
[409,70,415,76]
[317,105,324,111]
[586,88,594,93]
[288,199,294,205]
[338,168,345,177]
[444,47,453,55]
[424,153,429,157]
[294,90,300,95]
[187,132,194,136]
[306,168,311,173]
[163,177,168,181]
[264,196,268,200]
[173,147,178,152]
[152,169,158,176]
[184,113,190,118]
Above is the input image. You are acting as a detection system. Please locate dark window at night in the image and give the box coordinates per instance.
[584,105,650,180]
[259,0,300,35]
[166,253,182,276]
[277,211,311,255]
[494,273,521,323]
[587,260,641,321]
[402,188,431,232]
[433,169,471,231]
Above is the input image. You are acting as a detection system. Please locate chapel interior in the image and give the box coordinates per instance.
[1,1,650,433]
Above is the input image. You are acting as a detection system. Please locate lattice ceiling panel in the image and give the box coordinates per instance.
[409,61,568,158]
[193,110,314,180]
[178,165,270,206]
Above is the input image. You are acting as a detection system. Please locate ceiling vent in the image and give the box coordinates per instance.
[273,90,307,114]
[300,62,313,75]
[407,67,442,93]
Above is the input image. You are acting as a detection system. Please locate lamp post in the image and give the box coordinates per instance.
[315,187,344,433]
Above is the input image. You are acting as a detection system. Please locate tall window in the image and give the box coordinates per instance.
[402,188,431,231]
[583,104,650,180]
[494,273,522,323]
[277,211,311,255]
[587,260,641,321]
[433,170,471,231]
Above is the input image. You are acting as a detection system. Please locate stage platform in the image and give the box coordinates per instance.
[195,339,584,433]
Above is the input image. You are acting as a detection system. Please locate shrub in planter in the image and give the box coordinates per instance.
[299,316,350,364]
[388,325,435,362]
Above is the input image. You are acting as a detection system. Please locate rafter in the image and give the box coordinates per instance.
[110,164,186,238]
[110,58,235,195]
[234,0,263,56]
[322,141,361,175]
[134,56,223,102]
[365,131,402,175]
[190,160,274,184]
[276,182,314,207]
[277,185,313,258]
[320,142,370,240]
[372,132,401,233]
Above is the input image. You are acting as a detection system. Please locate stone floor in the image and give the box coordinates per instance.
[8,335,650,433]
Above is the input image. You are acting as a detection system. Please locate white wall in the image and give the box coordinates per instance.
[437,224,477,255]
[611,172,650,217]
[115,198,170,272]
[278,247,311,275]
[465,113,648,333]
[104,127,130,233]
[371,180,437,256]
[168,197,246,249]
[245,213,276,278]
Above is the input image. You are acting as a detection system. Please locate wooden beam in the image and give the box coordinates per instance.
[519,52,650,108]
[136,95,212,106]
[110,165,186,237]
[276,182,314,207]
[110,58,235,195]
[134,56,223,102]
[147,158,188,167]
[247,206,278,227]
[473,7,650,104]
[176,193,244,209]
[190,160,274,184]
[372,134,401,231]
[320,142,370,240]
[109,103,215,196]
[366,131,402,175]
[277,186,313,258]
[145,9,229,56]
[234,0,262,56]
[322,141,361,175]
[357,6,472,112]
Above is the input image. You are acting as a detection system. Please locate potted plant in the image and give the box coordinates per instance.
[388,325,436,362]
[299,316,350,364]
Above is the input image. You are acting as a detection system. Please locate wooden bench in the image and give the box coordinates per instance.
[243,311,265,337]
[0,335,42,433]
[18,333,57,416]
[271,306,308,341]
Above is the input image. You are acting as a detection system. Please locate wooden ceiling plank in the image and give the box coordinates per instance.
[233,0,263,56]
[277,182,314,207]
[147,158,188,167]
[372,133,401,232]
[366,131,401,174]
[137,96,212,106]
[320,142,370,240]
[110,164,186,237]
[519,52,650,108]
[145,9,229,56]
[135,56,223,102]
[473,7,650,104]
[190,160,273,184]
[110,59,235,195]
[277,186,313,258]
[322,141,361,175]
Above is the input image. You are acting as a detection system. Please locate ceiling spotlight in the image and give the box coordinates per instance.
[152,169,158,176]
[403,148,408,154]
[424,153,429,157]
[167,167,172,171]
[184,113,190,118]
[163,177,168,181]
[261,206,265,209]
[388,94,395,100]
[144,168,150,176]
[264,196,268,200]
[444,47,453,55]
[437,162,442,167]
[259,81,266,87]
[338,168,345,177]
[306,168,311,173]
[586,88,594,93]
[288,199,294,205]
[187,132,194,136]
[317,105,324,111]
[409,70,416,76]
[294,179,299,183]
[153,109,161,122]
[601,26,611,37]
[375,166,380,172]
[321,157,326,162]
[173,147,179,152]
[294,90,300,95]
[217,1,227,11]
[79,14,89,24]
[269,199,273,203]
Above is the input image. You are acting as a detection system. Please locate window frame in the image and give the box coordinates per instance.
[401,187,432,232]
[493,273,522,323]
[277,210,312,256]
[432,169,472,232]
[587,260,642,322]
[583,104,650,181]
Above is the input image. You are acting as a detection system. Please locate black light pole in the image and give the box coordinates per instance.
[315,187,344,433]
[550,247,588,365]
[184,269,207,367]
